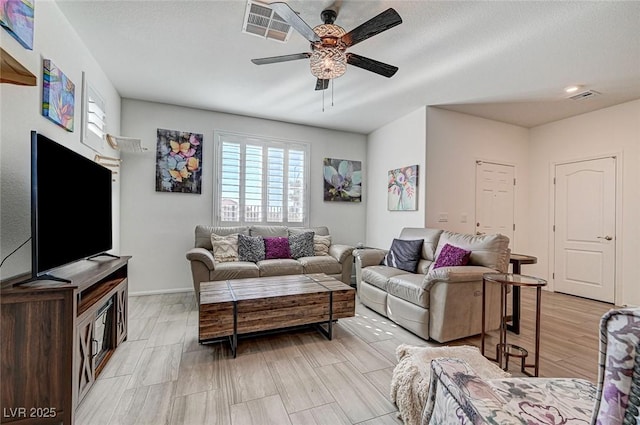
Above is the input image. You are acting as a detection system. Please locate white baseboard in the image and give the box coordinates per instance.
[129,287,192,297]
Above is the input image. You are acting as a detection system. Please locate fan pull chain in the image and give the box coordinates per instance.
[331,79,335,107]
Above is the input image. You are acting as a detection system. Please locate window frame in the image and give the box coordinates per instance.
[214,131,310,227]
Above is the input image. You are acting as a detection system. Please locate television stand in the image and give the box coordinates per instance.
[1,256,131,425]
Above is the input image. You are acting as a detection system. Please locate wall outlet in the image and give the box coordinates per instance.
[461,213,468,223]
[437,213,448,222]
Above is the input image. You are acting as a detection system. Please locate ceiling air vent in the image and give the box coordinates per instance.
[569,89,600,101]
[242,0,293,43]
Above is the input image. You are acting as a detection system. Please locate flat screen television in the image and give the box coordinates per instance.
[31,131,114,280]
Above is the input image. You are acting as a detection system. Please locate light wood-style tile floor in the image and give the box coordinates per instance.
[75,289,614,425]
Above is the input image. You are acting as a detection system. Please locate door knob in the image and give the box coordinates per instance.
[597,236,613,241]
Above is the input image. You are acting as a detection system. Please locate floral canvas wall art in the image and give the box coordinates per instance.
[42,59,75,131]
[0,0,34,50]
[323,158,361,202]
[388,165,418,211]
[155,128,203,193]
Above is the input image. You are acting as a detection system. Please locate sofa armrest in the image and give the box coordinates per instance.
[422,265,498,289]
[353,248,386,268]
[186,247,216,270]
[329,244,354,264]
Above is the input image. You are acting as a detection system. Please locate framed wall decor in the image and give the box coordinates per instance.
[42,59,75,131]
[155,128,203,193]
[323,157,362,202]
[388,164,418,211]
[0,0,34,50]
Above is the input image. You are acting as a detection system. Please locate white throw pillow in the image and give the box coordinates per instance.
[313,235,331,256]
[211,233,239,262]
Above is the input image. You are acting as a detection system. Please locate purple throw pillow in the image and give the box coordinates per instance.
[433,243,471,269]
[264,237,291,259]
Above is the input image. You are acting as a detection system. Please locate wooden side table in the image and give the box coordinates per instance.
[481,273,547,377]
[508,254,537,334]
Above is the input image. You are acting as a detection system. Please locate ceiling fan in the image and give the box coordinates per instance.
[251,2,403,91]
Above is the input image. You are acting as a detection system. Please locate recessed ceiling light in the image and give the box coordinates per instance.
[564,85,582,94]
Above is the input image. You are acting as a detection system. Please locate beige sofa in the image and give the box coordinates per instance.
[186,225,354,301]
[353,228,509,343]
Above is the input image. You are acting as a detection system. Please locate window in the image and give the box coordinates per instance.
[215,132,309,226]
[80,72,107,153]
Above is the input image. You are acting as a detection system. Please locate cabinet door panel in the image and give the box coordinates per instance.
[76,314,95,403]
[116,281,128,344]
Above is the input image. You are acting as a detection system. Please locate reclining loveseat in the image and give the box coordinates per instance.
[353,227,510,342]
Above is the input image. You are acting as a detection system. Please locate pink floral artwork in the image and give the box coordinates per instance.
[388,165,418,211]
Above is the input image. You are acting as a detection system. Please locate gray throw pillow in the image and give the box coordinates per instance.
[383,238,424,273]
[238,234,265,262]
[289,231,315,259]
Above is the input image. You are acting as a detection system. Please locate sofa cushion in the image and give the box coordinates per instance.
[289,231,315,259]
[435,231,510,272]
[238,234,265,262]
[314,235,331,256]
[210,261,259,281]
[387,274,430,308]
[362,265,407,291]
[417,259,434,274]
[289,226,329,237]
[211,233,239,262]
[399,228,444,261]
[195,225,249,250]
[433,243,471,269]
[383,238,424,273]
[298,256,341,275]
[264,237,291,259]
[250,225,288,238]
[257,259,303,276]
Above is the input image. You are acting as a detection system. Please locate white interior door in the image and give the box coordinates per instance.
[475,161,515,243]
[554,157,616,303]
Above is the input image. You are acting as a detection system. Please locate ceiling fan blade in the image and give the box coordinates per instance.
[315,79,329,91]
[251,52,311,65]
[341,8,402,48]
[346,53,398,78]
[269,2,321,43]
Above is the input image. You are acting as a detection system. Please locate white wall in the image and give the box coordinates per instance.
[0,1,121,280]
[425,108,530,253]
[365,107,427,249]
[120,99,367,295]
[529,99,640,306]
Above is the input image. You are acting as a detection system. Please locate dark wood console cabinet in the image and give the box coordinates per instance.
[1,256,130,425]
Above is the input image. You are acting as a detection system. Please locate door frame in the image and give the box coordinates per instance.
[547,152,623,304]
[474,158,517,248]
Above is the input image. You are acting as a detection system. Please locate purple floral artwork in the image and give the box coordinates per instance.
[0,0,34,50]
[323,158,362,202]
[42,59,75,132]
[388,165,418,211]
[155,128,203,193]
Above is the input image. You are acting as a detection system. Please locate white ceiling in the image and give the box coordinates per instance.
[56,0,640,134]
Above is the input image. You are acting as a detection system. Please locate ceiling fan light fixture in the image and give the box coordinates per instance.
[310,47,347,79]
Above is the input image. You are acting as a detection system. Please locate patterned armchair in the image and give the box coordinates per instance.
[421,307,640,425]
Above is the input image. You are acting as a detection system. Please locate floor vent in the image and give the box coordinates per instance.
[569,89,600,100]
[242,0,293,43]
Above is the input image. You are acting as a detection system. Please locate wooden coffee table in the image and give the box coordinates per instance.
[199,273,355,357]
